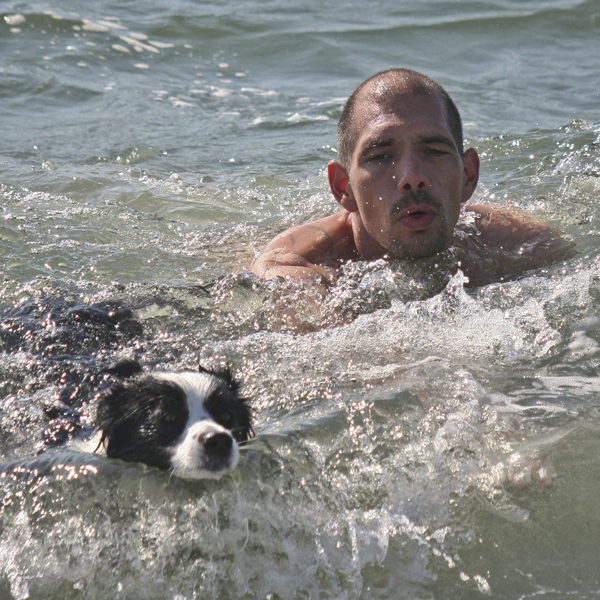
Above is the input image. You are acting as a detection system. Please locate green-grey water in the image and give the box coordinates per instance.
[2,0,600,598]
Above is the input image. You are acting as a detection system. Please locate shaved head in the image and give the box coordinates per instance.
[337,69,464,168]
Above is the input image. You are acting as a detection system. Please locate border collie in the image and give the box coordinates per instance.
[93,359,252,479]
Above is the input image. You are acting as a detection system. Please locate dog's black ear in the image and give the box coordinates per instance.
[199,362,238,389]
[95,380,129,455]
[198,363,213,376]
[104,358,143,379]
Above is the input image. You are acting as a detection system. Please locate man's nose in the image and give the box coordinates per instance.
[396,154,430,192]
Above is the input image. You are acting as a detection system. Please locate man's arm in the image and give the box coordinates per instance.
[251,211,356,281]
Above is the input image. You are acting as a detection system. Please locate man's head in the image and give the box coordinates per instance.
[337,68,464,170]
[328,68,479,261]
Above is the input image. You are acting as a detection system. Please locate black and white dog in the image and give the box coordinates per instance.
[91,359,252,479]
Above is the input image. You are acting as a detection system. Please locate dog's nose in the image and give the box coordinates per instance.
[202,432,233,453]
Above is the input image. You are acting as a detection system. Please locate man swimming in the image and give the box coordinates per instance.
[251,68,574,287]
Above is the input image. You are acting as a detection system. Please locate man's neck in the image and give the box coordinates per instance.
[350,213,388,260]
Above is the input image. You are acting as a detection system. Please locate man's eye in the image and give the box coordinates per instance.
[424,147,448,156]
[368,153,390,162]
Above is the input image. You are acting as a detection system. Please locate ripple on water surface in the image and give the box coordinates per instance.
[2,252,600,597]
[3,3,600,593]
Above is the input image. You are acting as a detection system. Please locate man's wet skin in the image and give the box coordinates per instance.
[385,190,450,259]
[338,88,476,263]
[251,68,575,287]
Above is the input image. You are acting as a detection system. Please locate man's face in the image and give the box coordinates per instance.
[344,90,475,260]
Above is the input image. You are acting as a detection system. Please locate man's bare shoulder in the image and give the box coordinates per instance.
[461,204,575,283]
[251,211,357,281]
[465,204,559,246]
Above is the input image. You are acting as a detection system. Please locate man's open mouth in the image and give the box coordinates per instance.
[398,205,437,230]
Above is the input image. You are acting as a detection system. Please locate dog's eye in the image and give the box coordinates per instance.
[162,413,179,424]
[219,411,232,424]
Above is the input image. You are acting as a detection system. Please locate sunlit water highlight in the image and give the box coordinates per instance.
[2,0,600,598]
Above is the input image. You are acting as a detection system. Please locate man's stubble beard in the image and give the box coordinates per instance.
[385,228,451,260]
[384,191,452,260]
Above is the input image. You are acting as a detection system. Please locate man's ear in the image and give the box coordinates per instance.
[461,148,480,204]
[328,160,358,212]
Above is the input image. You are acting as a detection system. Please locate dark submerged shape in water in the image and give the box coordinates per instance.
[0,296,145,451]
[0,297,143,358]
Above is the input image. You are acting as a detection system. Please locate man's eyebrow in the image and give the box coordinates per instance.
[359,138,395,156]
[359,134,457,156]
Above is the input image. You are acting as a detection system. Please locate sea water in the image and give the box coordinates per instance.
[2,0,600,598]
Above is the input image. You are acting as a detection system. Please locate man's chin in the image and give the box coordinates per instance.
[385,235,449,261]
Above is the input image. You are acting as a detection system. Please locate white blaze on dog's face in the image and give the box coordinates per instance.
[160,372,240,479]
[95,363,252,479]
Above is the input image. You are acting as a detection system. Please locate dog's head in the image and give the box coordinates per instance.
[95,360,252,479]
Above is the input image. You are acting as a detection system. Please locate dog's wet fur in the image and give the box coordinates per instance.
[93,359,252,479]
